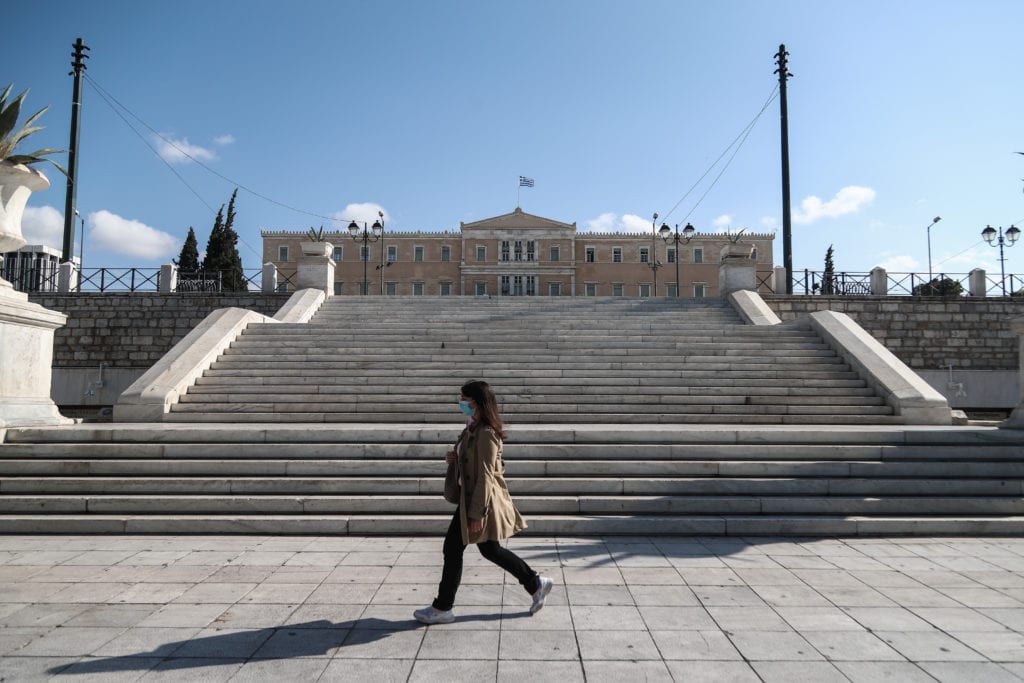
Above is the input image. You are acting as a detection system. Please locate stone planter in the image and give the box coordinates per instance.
[720,242,754,262]
[300,241,333,258]
[0,161,50,255]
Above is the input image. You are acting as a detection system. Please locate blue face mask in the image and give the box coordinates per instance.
[458,400,474,416]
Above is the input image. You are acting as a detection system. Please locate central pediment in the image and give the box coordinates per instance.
[460,207,576,232]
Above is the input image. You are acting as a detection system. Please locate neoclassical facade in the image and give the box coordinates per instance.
[261,208,775,297]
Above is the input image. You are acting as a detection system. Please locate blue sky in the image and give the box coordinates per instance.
[6,0,1023,278]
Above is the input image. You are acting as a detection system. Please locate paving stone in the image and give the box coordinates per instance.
[775,606,866,631]
[948,631,1024,661]
[0,656,80,681]
[336,627,424,659]
[91,626,199,658]
[910,607,1010,632]
[873,630,987,661]
[706,605,792,631]
[638,605,718,630]
[409,659,496,682]
[498,629,579,660]
[570,605,646,630]
[15,626,126,657]
[498,660,586,682]
[832,661,936,682]
[320,657,414,681]
[663,660,760,682]
[418,629,499,659]
[694,586,767,607]
[649,629,742,660]
[575,629,661,660]
[750,660,848,682]
[169,627,274,658]
[50,657,164,681]
[229,657,331,682]
[251,627,348,658]
[565,584,634,606]
[0,603,89,627]
[727,631,824,661]
[843,607,937,632]
[137,657,244,681]
[499,605,573,630]
[916,661,1024,683]
[799,629,905,661]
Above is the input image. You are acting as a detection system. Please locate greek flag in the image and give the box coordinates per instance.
[519,176,535,188]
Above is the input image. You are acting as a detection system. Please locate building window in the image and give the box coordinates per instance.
[585,283,597,296]
[477,245,486,262]
[332,246,343,262]
[277,282,289,293]
[639,284,651,297]
[639,247,649,264]
[667,247,676,263]
[694,248,703,264]
[525,276,536,296]
[387,245,397,262]
[500,241,510,262]
[360,246,370,263]
[476,281,487,296]
[413,282,424,295]
[414,246,424,262]
[440,282,452,296]
[612,283,623,297]
[585,247,595,263]
[751,247,758,261]
[333,282,342,295]
[358,281,368,295]
[550,245,560,262]
[694,283,706,297]
[441,246,451,262]
[612,247,623,263]
[514,241,524,262]
[526,241,536,262]
[501,275,510,295]
[549,282,561,296]
[667,284,678,297]
[278,246,289,261]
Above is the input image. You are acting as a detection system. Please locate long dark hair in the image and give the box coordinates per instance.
[461,380,507,440]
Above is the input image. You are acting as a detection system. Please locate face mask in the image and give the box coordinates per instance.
[458,400,474,416]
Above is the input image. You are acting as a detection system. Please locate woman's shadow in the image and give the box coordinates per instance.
[48,612,513,676]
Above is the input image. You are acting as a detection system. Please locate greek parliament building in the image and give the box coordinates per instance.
[261,208,775,297]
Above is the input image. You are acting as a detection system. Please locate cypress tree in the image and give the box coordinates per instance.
[200,190,246,291]
[822,244,836,295]
[176,227,200,272]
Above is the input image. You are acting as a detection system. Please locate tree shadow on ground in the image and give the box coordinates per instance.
[48,612,513,676]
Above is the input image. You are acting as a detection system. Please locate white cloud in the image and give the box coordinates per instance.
[88,210,179,260]
[760,216,778,231]
[793,186,876,224]
[21,205,65,248]
[713,214,732,229]
[154,134,217,164]
[213,134,236,146]
[332,203,391,227]
[582,212,653,233]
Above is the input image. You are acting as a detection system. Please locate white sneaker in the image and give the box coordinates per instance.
[414,605,455,624]
[530,576,553,615]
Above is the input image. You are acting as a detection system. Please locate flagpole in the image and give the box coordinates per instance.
[516,177,520,209]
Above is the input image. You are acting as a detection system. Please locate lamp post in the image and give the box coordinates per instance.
[925,216,941,285]
[372,211,391,295]
[348,216,383,295]
[659,222,696,298]
[649,213,670,297]
[73,209,85,292]
[982,224,1021,296]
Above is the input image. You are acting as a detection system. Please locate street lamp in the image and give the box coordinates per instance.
[649,212,670,297]
[981,224,1020,296]
[348,216,383,295]
[659,222,696,298]
[371,211,391,295]
[925,216,941,285]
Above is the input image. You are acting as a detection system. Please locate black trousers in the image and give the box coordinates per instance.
[432,507,539,611]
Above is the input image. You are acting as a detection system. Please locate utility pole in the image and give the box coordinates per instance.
[62,37,89,264]
[774,44,793,294]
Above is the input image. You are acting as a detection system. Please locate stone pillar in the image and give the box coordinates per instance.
[718,244,756,297]
[772,266,786,294]
[0,279,72,427]
[58,261,79,293]
[158,264,178,293]
[1000,316,1024,429]
[870,267,888,295]
[969,269,987,298]
[296,241,335,295]
[262,262,278,293]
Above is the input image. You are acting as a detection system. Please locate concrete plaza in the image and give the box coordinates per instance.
[1,533,1023,682]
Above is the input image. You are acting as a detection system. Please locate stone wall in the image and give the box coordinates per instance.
[27,293,288,368]
[764,296,1024,371]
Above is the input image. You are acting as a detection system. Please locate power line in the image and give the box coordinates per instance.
[83,75,354,249]
[661,85,779,224]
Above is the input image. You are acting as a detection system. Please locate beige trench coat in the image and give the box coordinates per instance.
[456,423,526,545]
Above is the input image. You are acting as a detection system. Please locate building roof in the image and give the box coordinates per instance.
[460,207,576,231]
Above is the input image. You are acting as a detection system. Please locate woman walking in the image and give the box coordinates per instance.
[414,380,553,624]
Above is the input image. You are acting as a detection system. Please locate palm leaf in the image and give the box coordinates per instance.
[0,89,26,140]
[6,154,67,177]
[0,84,11,108]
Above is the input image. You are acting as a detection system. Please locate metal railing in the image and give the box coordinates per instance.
[791,270,1023,297]
[0,261,59,292]
[77,267,161,292]
[1,267,285,294]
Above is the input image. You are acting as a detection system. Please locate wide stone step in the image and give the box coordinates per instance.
[175,394,887,407]
[0,513,1021,536]
[192,376,871,389]
[2,493,1022,516]
[206,358,849,371]
[198,369,866,381]
[2,477,1020,496]
[220,348,840,360]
